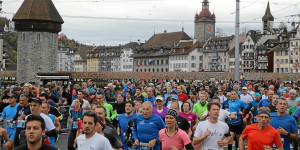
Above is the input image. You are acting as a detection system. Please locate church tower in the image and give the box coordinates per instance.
[12,0,64,83]
[194,0,216,42]
[262,1,274,34]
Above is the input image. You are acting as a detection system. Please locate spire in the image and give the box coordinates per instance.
[202,0,209,10]
[262,1,274,21]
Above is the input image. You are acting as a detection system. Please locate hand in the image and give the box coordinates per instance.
[243,118,248,123]
[251,107,254,111]
[238,111,243,115]
[170,146,179,150]
[134,139,139,146]
[218,139,228,147]
[204,129,211,138]
[0,118,4,121]
[70,119,73,123]
[229,114,237,120]
[277,127,287,136]
[77,118,80,121]
[148,139,156,148]
[263,145,273,150]
[21,114,26,119]
[9,119,14,123]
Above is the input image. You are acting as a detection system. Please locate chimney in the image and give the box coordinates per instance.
[291,22,295,30]
[182,27,184,32]
[164,30,167,33]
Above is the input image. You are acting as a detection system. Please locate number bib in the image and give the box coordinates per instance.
[7,122,15,128]
[17,120,25,128]
[73,121,78,129]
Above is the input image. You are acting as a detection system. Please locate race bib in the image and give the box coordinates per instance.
[73,121,78,129]
[140,146,152,150]
[7,122,15,128]
[203,148,218,150]
[17,120,25,128]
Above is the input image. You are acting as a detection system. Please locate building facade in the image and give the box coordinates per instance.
[289,26,300,73]
[133,31,192,72]
[194,0,216,42]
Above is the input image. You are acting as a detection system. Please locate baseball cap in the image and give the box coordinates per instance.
[29,97,42,104]
[156,95,164,102]
[171,95,178,100]
[242,87,247,90]
[296,97,300,103]
[254,93,261,97]
[9,93,18,98]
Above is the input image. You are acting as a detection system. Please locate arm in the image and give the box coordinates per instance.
[200,112,209,121]
[117,127,120,135]
[45,129,58,138]
[184,143,194,150]
[110,109,117,120]
[238,135,246,150]
[192,129,210,145]
[54,117,61,131]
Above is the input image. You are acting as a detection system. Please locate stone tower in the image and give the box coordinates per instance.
[12,0,64,83]
[194,0,216,42]
[262,1,274,34]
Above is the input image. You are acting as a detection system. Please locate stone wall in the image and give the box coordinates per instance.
[17,32,58,83]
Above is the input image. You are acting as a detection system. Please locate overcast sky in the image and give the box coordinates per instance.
[1,0,300,46]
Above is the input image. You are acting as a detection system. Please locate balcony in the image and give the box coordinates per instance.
[242,56,254,60]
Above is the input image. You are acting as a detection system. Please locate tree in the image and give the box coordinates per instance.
[215,28,227,37]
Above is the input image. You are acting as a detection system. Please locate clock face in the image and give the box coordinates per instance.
[206,24,213,34]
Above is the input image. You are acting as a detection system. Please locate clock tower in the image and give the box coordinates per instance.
[194,0,216,42]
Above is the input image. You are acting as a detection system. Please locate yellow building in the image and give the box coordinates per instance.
[86,51,99,72]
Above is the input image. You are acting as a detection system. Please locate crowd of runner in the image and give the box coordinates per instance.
[0,78,299,150]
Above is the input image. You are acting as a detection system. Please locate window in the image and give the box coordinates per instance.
[276,68,280,73]
[166,60,168,64]
[191,63,196,68]
[161,60,164,65]
[291,42,293,46]
[224,65,226,69]
[224,58,226,62]
[199,56,203,61]
[157,60,159,65]
[285,68,288,72]
[157,68,159,72]
[191,56,196,60]
[161,68,163,72]
[285,59,288,64]
[37,34,40,42]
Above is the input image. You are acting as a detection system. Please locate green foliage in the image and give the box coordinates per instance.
[60,33,80,48]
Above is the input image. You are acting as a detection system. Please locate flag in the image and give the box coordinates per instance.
[296,61,299,68]
[277,62,280,68]
[240,73,245,85]
[137,59,142,68]
[149,59,154,66]
[58,34,62,40]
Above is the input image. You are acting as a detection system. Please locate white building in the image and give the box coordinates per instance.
[169,41,203,72]
[120,42,139,72]
[290,25,300,73]
[241,34,259,72]
[57,45,70,71]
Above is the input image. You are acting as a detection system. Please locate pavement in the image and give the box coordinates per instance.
[55,133,69,150]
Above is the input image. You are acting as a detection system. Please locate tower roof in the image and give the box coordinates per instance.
[262,1,274,22]
[12,0,63,23]
[195,0,215,23]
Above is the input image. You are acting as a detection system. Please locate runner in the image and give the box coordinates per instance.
[239,107,283,150]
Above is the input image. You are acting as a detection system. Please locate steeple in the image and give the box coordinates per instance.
[262,1,274,34]
[262,1,274,22]
[202,0,209,10]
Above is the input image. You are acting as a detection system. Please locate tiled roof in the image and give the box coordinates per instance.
[228,33,247,53]
[142,31,192,48]
[12,0,63,23]
[169,41,204,56]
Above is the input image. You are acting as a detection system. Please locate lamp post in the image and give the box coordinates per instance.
[234,0,240,82]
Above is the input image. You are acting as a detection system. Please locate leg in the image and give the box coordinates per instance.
[67,130,77,150]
